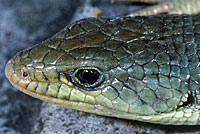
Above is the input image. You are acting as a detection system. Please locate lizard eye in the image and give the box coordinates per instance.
[23,71,28,77]
[73,67,104,90]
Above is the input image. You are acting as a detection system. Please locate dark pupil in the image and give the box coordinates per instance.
[76,69,100,85]
[23,72,28,77]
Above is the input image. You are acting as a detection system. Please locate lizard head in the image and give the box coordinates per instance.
[5,17,199,125]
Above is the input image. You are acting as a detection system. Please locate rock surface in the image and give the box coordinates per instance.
[1,0,200,134]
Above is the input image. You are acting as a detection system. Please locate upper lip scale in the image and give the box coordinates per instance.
[5,59,13,81]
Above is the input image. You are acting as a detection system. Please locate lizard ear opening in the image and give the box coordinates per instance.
[177,92,195,110]
[72,67,104,90]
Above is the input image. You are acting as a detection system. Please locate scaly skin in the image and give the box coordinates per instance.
[113,0,200,16]
[5,0,200,125]
[5,15,200,125]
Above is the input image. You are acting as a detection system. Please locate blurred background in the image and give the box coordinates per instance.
[1,0,200,133]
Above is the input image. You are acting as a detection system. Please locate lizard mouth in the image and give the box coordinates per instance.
[5,59,88,109]
[5,58,200,125]
[6,58,195,110]
[6,57,195,108]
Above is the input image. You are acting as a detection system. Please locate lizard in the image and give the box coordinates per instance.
[5,0,200,125]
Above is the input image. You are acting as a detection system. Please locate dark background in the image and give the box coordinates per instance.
[1,0,200,133]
